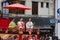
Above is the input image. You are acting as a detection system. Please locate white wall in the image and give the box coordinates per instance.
[58,0,60,8]
[38,0,54,17]
[25,0,32,15]
[49,0,54,17]
[38,2,49,17]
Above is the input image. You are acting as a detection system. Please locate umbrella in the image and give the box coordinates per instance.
[3,2,31,10]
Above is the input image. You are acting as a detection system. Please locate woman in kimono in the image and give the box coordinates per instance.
[26,18,34,32]
[17,18,25,33]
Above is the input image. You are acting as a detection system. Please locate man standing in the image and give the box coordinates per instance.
[26,18,34,32]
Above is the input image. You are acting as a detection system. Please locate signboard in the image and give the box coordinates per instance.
[50,19,58,23]
[57,8,60,14]
[40,30,50,32]
[57,8,60,20]
[57,0,60,20]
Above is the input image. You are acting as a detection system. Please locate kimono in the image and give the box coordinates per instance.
[26,21,33,31]
[17,21,25,30]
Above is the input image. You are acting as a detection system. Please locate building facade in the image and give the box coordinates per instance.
[0,0,54,18]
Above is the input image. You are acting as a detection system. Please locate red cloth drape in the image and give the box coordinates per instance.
[19,34,22,40]
[0,18,10,30]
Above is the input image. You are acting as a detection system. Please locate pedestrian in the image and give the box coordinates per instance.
[41,36,45,40]
[17,18,25,33]
[13,35,19,40]
[26,18,34,32]
[49,35,52,40]
[45,34,50,40]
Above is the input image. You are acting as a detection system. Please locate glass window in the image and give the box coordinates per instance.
[41,2,43,8]
[32,1,38,15]
[46,2,49,8]
[2,1,9,17]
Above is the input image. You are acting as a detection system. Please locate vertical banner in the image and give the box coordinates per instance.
[57,0,60,39]
[56,0,60,39]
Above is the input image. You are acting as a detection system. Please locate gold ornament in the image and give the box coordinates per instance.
[37,31,39,35]
[29,31,32,34]
[19,31,23,34]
